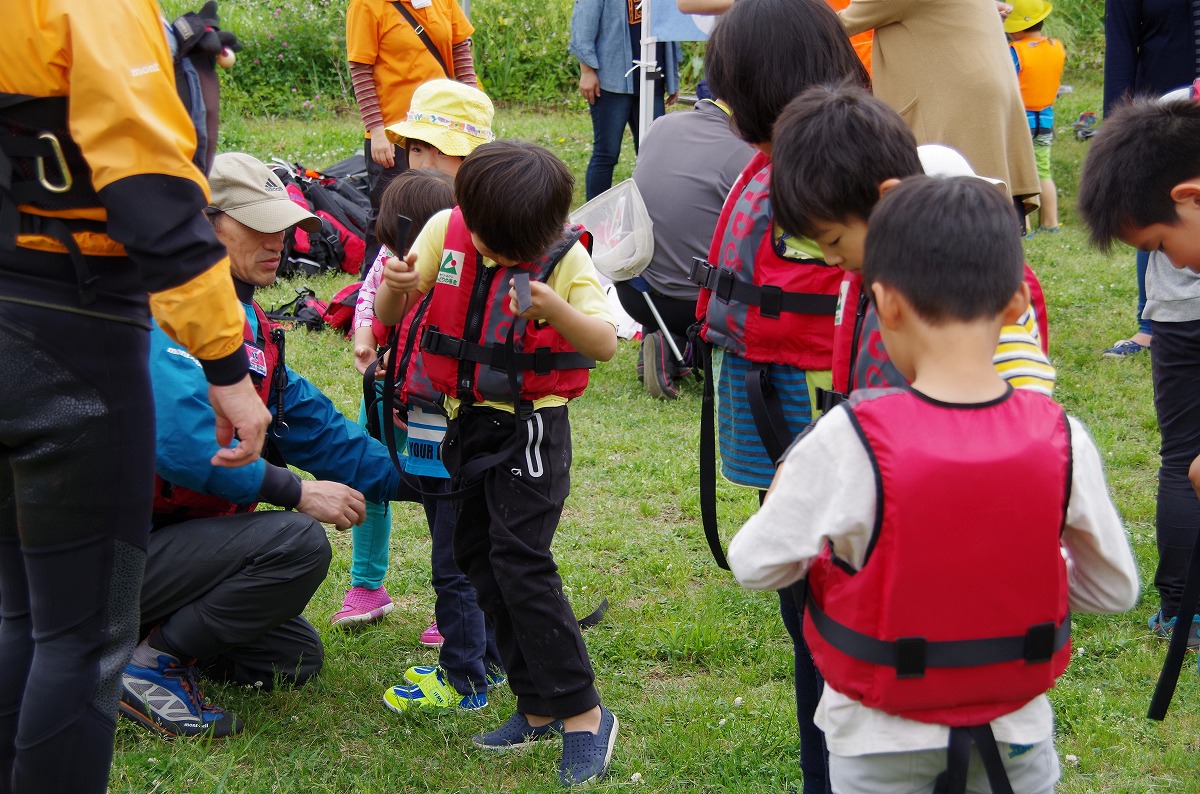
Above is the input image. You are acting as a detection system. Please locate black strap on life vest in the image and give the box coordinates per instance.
[932,724,1015,794]
[421,328,597,380]
[689,257,839,318]
[1148,525,1200,720]
[745,360,794,468]
[693,329,730,570]
[805,592,1070,677]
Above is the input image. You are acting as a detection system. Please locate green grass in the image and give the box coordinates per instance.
[108,74,1200,792]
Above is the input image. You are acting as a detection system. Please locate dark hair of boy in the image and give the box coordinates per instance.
[771,83,923,238]
[376,168,455,255]
[863,176,1024,324]
[703,0,870,145]
[455,140,574,264]
[1078,97,1200,251]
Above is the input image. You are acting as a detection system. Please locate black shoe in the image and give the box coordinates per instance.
[643,332,679,400]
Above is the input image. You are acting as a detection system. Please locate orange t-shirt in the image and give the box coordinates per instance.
[346,0,474,129]
[825,0,873,76]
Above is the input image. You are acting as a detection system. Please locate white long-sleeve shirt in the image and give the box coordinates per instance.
[728,402,1139,756]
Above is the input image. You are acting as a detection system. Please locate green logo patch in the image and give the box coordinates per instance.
[437,249,464,286]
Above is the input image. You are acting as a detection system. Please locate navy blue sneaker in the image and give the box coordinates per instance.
[559,706,619,787]
[119,654,243,739]
[471,711,564,751]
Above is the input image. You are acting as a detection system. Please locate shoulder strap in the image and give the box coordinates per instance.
[390,2,451,78]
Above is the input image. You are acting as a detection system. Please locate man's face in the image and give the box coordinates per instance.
[214,215,287,287]
[809,215,870,272]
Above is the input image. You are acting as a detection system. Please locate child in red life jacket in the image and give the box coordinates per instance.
[333,79,494,633]
[769,84,1056,406]
[375,140,620,788]
[729,176,1139,794]
[693,3,870,791]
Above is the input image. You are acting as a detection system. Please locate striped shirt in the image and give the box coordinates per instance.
[994,307,1056,397]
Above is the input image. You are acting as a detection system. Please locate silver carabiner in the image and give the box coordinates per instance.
[35,133,73,194]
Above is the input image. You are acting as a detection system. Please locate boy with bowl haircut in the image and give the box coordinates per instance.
[374,140,620,788]
[728,175,1138,793]
[769,84,1056,402]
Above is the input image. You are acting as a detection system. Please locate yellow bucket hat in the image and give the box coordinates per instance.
[385,79,496,157]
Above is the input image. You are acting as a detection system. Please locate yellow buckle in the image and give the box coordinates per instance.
[35,133,72,194]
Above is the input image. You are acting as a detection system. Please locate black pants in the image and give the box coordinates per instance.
[141,511,331,689]
[778,584,831,794]
[445,406,599,718]
[1151,318,1200,618]
[362,139,408,273]
[613,280,696,345]
[0,253,153,794]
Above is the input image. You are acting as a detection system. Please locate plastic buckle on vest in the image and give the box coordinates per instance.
[815,387,847,413]
[760,284,783,319]
[487,342,508,370]
[1023,622,1056,664]
[532,346,553,375]
[689,256,713,287]
[895,637,927,678]
[715,269,736,304]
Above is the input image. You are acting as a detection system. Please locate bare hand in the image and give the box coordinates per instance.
[579,67,600,105]
[1189,454,1200,499]
[996,1,1013,18]
[508,278,562,322]
[207,377,272,467]
[382,252,419,294]
[667,92,679,107]
[354,344,378,376]
[369,128,395,169]
[297,480,367,529]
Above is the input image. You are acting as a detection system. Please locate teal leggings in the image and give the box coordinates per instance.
[352,394,405,589]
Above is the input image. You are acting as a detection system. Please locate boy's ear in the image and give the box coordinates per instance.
[870,281,905,330]
[1001,282,1031,325]
[1169,181,1200,208]
[878,178,903,200]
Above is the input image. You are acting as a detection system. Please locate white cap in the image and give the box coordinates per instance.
[917,144,1008,193]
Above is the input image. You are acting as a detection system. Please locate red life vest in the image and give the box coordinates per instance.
[693,151,843,370]
[1012,37,1065,112]
[804,387,1072,727]
[418,207,595,404]
[151,302,279,521]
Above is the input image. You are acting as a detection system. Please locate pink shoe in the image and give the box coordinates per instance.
[419,621,444,648]
[331,586,394,627]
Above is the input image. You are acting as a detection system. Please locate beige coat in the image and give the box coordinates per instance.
[841,0,1041,206]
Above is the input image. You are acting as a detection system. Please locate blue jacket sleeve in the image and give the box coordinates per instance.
[569,0,603,70]
[150,322,266,503]
[269,364,402,504]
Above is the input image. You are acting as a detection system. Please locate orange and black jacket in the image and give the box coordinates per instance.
[0,0,246,384]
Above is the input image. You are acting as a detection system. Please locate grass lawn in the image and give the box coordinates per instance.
[109,75,1200,793]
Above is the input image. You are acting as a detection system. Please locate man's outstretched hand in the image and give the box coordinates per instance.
[208,377,272,467]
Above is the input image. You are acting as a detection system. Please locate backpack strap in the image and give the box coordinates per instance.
[390,2,451,78]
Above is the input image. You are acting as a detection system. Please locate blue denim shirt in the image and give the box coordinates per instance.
[569,0,680,96]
